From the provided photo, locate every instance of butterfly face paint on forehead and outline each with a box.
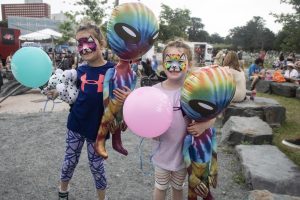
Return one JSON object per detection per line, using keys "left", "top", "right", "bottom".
{"left": 77, "top": 35, "right": 97, "bottom": 55}
{"left": 164, "top": 53, "right": 188, "bottom": 72}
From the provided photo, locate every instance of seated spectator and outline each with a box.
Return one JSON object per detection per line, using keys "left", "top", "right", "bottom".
{"left": 248, "top": 58, "right": 264, "bottom": 90}
{"left": 213, "top": 50, "right": 224, "bottom": 66}
{"left": 284, "top": 62, "right": 299, "bottom": 84}
{"left": 223, "top": 51, "right": 246, "bottom": 102}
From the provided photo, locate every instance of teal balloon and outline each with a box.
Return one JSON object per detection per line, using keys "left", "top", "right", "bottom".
{"left": 11, "top": 47, "right": 52, "bottom": 88}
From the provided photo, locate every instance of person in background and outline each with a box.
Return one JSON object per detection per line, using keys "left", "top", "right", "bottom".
{"left": 248, "top": 58, "right": 264, "bottom": 91}
{"left": 213, "top": 50, "right": 224, "bottom": 66}
{"left": 223, "top": 51, "right": 246, "bottom": 102}
{"left": 151, "top": 55, "right": 159, "bottom": 72}
{"left": 5, "top": 52, "right": 13, "bottom": 71}
{"left": 59, "top": 52, "right": 71, "bottom": 71}
{"left": 284, "top": 62, "right": 299, "bottom": 84}
{"left": 131, "top": 58, "right": 142, "bottom": 77}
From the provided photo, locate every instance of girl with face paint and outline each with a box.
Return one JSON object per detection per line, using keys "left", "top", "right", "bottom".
{"left": 151, "top": 40, "right": 216, "bottom": 200}
{"left": 45, "top": 23, "right": 131, "bottom": 200}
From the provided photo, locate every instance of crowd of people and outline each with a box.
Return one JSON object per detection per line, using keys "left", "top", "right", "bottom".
{"left": 211, "top": 49, "right": 300, "bottom": 101}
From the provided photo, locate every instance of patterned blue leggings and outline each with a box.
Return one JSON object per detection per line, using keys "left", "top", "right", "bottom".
{"left": 60, "top": 130, "right": 107, "bottom": 190}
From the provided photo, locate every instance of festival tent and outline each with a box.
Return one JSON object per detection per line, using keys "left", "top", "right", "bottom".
{"left": 19, "top": 28, "right": 62, "bottom": 41}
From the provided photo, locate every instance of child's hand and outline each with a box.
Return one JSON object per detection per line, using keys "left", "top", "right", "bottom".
{"left": 209, "top": 174, "right": 218, "bottom": 188}
{"left": 187, "top": 118, "right": 216, "bottom": 137}
{"left": 113, "top": 86, "right": 131, "bottom": 103}
{"left": 46, "top": 89, "right": 59, "bottom": 100}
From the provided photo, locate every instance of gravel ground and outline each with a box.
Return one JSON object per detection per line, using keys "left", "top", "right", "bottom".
{"left": 0, "top": 110, "right": 249, "bottom": 200}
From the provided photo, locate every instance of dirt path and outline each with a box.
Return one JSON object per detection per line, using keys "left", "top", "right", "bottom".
{"left": 0, "top": 110, "right": 249, "bottom": 200}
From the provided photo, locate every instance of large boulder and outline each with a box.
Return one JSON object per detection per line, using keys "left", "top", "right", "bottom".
{"left": 221, "top": 116, "right": 273, "bottom": 145}
{"left": 236, "top": 145, "right": 300, "bottom": 196}
{"left": 248, "top": 190, "right": 300, "bottom": 200}
{"left": 246, "top": 80, "right": 272, "bottom": 93}
{"left": 296, "top": 87, "right": 300, "bottom": 100}
{"left": 223, "top": 97, "right": 286, "bottom": 128}
{"left": 270, "top": 82, "right": 298, "bottom": 97}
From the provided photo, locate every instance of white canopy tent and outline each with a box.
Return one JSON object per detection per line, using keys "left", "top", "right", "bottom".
{"left": 19, "top": 28, "right": 62, "bottom": 41}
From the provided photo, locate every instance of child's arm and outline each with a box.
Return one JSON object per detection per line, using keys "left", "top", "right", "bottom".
{"left": 187, "top": 118, "right": 216, "bottom": 137}
{"left": 209, "top": 128, "right": 218, "bottom": 188}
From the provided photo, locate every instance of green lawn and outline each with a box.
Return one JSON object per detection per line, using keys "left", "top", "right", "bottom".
{"left": 257, "top": 92, "right": 300, "bottom": 166}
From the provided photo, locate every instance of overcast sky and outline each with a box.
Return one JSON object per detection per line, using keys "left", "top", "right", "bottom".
{"left": 0, "top": 0, "right": 295, "bottom": 37}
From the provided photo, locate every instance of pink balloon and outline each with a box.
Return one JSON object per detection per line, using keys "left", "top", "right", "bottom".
{"left": 123, "top": 87, "right": 173, "bottom": 138}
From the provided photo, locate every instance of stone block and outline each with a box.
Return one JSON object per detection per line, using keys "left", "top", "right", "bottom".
{"left": 236, "top": 145, "right": 300, "bottom": 196}
{"left": 246, "top": 80, "right": 272, "bottom": 93}
{"left": 223, "top": 97, "right": 286, "bottom": 127}
{"left": 221, "top": 116, "right": 272, "bottom": 145}
{"left": 270, "top": 82, "right": 298, "bottom": 97}
{"left": 296, "top": 87, "right": 300, "bottom": 100}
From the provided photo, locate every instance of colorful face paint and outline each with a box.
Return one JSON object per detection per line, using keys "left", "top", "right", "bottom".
{"left": 77, "top": 36, "right": 97, "bottom": 55}
{"left": 164, "top": 53, "right": 187, "bottom": 72}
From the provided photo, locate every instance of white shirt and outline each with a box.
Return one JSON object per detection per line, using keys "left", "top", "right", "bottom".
{"left": 230, "top": 68, "right": 247, "bottom": 102}
{"left": 284, "top": 69, "right": 298, "bottom": 79}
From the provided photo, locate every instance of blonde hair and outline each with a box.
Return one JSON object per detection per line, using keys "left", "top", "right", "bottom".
{"left": 223, "top": 51, "right": 241, "bottom": 71}
{"left": 76, "top": 23, "right": 106, "bottom": 47}
{"left": 162, "top": 39, "right": 192, "bottom": 64}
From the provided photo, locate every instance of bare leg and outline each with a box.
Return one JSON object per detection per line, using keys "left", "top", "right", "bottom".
{"left": 97, "top": 189, "right": 106, "bottom": 200}
{"left": 60, "top": 181, "right": 69, "bottom": 192}
{"left": 250, "top": 76, "right": 260, "bottom": 91}
{"left": 153, "top": 187, "right": 167, "bottom": 200}
{"left": 172, "top": 187, "right": 183, "bottom": 200}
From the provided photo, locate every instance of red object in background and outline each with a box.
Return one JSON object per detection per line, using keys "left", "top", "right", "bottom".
{"left": 250, "top": 90, "right": 256, "bottom": 101}
{"left": 0, "top": 27, "right": 20, "bottom": 64}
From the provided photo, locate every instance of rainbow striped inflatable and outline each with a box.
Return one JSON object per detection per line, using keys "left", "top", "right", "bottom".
{"left": 181, "top": 65, "right": 236, "bottom": 121}
{"left": 107, "top": 3, "right": 159, "bottom": 60}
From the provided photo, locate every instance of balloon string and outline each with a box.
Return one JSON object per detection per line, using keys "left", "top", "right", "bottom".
{"left": 43, "top": 98, "right": 55, "bottom": 112}
{"left": 138, "top": 136, "right": 161, "bottom": 176}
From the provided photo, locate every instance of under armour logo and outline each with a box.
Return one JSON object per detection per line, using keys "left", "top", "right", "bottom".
{"left": 80, "top": 73, "right": 104, "bottom": 92}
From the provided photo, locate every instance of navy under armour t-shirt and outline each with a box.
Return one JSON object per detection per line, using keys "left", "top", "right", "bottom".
{"left": 67, "top": 61, "right": 115, "bottom": 141}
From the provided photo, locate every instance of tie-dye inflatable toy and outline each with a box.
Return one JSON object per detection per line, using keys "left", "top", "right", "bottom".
{"left": 181, "top": 65, "right": 235, "bottom": 200}
{"left": 95, "top": 2, "right": 159, "bottom": 159}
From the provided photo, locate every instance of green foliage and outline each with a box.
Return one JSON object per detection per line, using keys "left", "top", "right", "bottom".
{"left": 58, "top": 0, "right": 110, "bottom": 44}
{"left": 272, "top": 0, "right": 300, "bottom": 52}
{"left": 187, "top": 17, "right": 210, "bottom": 42}
{"left": 232, "top": 172, "right": 246, "bottom": 185}
{"left": 229, "top": 16, "right": 276, "bottom": 51}
{"left": 240, "top": 141, "right": 251, "bottom": 145}
{"left": 159, "top": 4, "right": 191, "bottom": 42}
{"left": 75, "top": 0, "right": 108, "bottom": 26}
{"left": 0, "top": 20, "right": 8, "bottom": 28}
{"left": 57, "top": 12, "right": 77, "bottom": 44}
{"left": 209, "top": 33, "right": 224, "bottom": 44}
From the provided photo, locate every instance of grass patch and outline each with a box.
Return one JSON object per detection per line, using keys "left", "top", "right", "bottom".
{"left": 257, "top": 92, "right": 300, "bottom": 166}
{"left": 232, "top": 172, "right": 246, "bottom": 185}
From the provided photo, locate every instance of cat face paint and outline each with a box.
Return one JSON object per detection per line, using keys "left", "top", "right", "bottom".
{"left": 77, "top": 36, "right": 97, "bottom": 55}
{"left": 164, "top": 53, "right": 188, "bottom": 72}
